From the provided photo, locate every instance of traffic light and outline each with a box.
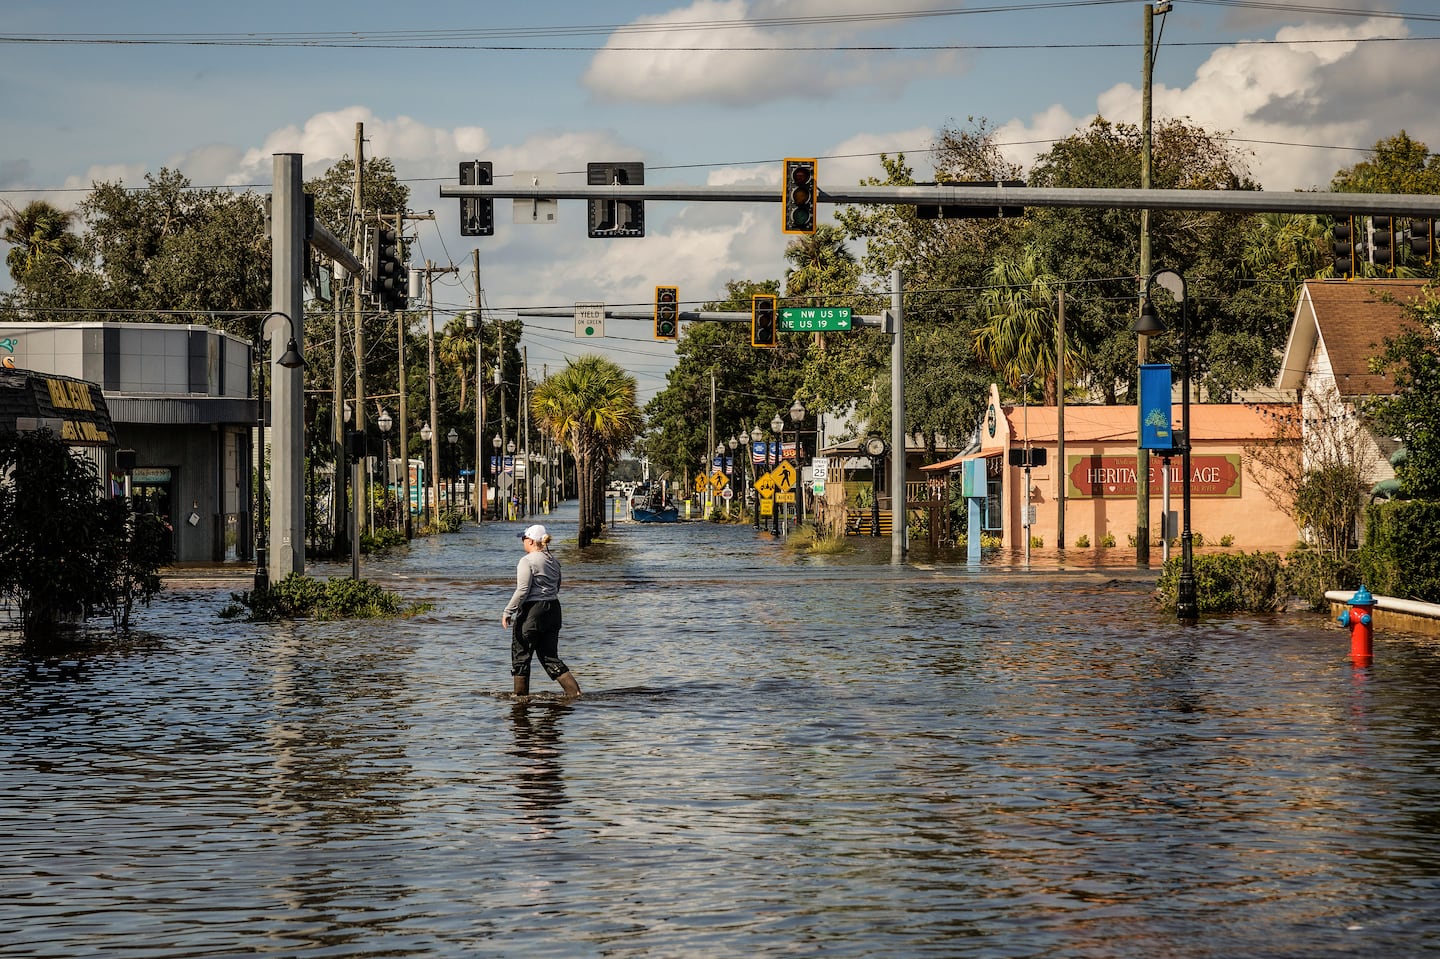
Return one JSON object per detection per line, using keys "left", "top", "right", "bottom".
{"left": 1007, "top": 447, "right": 1047, "bottom": 468}
{"left": 782, "top": 158, "right": 817, "bottom": 235}
{"left": 367, "top": 226, "right": 406, "bottom": 311}
{"left": 1331, "top": 216, "right": 1357, "bottom": 278}
{"left": 587, "top": 162, "right": 645, "bottom": 238}
{"left": 459, "top": 161, "right": 494, "bottom": 237}
{"left": 751, "top": 294, "right": 777, "bottom": 348}
{"left": 1371, "top": 215, "right": 1395, "bottom": 274}
{"left": 654, "top": 286, "right": 679, "bottom": 340}
{"left": 1409, "top": 217, "right": 1435, "bottom": 263}
{"left": 915, "top": 180, "right": 1026, "bottom": 219}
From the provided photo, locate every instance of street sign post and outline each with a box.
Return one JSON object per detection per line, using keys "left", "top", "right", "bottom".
{"left": 779, "top": 307, "right": 851, "bottom": 332}
{"left": 574, "top": 301, "right": 605, "bottom": 338}
{"left": 811, "top": 456, "right": 829, "bottom": 496}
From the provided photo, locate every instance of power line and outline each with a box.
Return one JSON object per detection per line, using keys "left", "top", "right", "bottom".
{"left": 2, "top": 33, "right": 1435, "bottom": 53}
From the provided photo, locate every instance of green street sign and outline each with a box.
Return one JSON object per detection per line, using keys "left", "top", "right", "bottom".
{"left": 779, "top": 307, "right": 852, "bottom": 331}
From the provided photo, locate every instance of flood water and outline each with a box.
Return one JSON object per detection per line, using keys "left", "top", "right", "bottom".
{"left": 5, "top": 505, "right": 1440, "bottom": 958}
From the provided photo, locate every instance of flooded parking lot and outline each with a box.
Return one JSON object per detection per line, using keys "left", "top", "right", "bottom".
{"left": 5, "top": 509, "right": 1440, "bottom": 957}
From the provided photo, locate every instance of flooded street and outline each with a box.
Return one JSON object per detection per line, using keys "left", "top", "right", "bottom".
{"left": 5, "top": 506, "right": 1440, "bottom": 957}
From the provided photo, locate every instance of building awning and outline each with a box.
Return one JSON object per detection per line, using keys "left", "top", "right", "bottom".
{"left": 0, "top": 367, "right": 116, "bottom": 447}
{"left": 921, "top": 446, "right": 988, "bottom": 472}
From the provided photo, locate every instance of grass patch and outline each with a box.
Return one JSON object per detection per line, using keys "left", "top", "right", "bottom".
{"left": 784, "top": 524, "right": 850, "bottom": 554}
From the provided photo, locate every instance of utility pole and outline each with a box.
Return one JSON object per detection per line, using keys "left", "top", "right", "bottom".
{"left": 395, "top": 213, "right": 412, "bottom": 540}
{"left": 394, "top": 210, "right": 434, "bottom": 538}
{"left": 472, "top": 248, "right": 484, "bottom": 522}
{"left": 1137, "top": 0, "right": 1168, "bottom": 566}
{"left": 351, "top": 123, "right": 368, "bottom": 541}
{"left": 522, "top": 346, "right": 531, "bottom": 518}
{"left": 890, "top": 268, "right": 906, "bottom": 563}
{"left": 1056, "top": 287, "right": 1067, "bottom": 555}
{"left": 269, "top": 153, "right": 307, "bottom": 582}
{"left": 332, "top": 256, "right": 347, "bottom": 554}
{"left": 424, "top": 260, "right": 459, "bottom": 527}
{"left": 498, "top": 312, "right": 507, "bottom": 521}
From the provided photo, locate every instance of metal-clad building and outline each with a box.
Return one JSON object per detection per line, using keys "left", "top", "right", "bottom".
{"left": 1, "top": 322, "right": 256, "bottom": 563}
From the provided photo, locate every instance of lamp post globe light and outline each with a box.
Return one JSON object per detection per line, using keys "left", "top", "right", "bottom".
{"left": 750, "top": 424, "right": 764, "bottom": 529}
{"left": 447, "top": 428, "right": 459, "bottom": 513}
{"left": 420, "top": 424, "right": 432, "bottom": 518}
{"left": 506, "top": 440, "right": 516, "bottom": 520}
{"left": 769, "top": 414, "right": 784, "bottom": 533}
{"left": 492, "top": 433, "right": 503, "bottom": 520}
{"left": 377, "top": 409, "right": 393, "bottom": 529}
{"left": 1135, "top": 268, "right": 1198, "bottom": 624}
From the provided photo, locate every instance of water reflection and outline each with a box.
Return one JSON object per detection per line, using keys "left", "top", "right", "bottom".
{"left": 506, "top": 699, "right": 569, "bottom": 827}
{"left": 4, "top": 510, "right": 1440, "bottom": 957}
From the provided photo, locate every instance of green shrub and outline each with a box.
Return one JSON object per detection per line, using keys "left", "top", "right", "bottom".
{"left": 1030, "top": 534, "right": 1044, "bottom": 549}
{"left": 1360, "top": 499, "right": 1440, "bottom": 603}
{"left": 1155, "top": 551, "right": 1284, "bottom": 615}
{"left": 1100, "top": 532, "right": 1116, "bottom": 548}
{"left": 1075, "top": 534, "right": 1090, "bottom": 548}
{"left": 361, "top": 527, "right": 407, "bottom": 554}
{"left": 1220, "top": 534, "right": 1235, "bottom": 547}
{"left": 1281, "top": 547, "right": 1361, "bottom": 612}
{"left": 222, "top": 572, "right": 430, "bottom": 622}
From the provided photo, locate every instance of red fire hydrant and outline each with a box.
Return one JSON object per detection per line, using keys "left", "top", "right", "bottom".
{"left": 1338, "top": 585, "right": 1376, "bottom": 666}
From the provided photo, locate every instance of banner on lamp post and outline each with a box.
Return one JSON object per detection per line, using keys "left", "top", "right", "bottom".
{"left": 1138, "top": 363, "right": 1174, "bottom": 450}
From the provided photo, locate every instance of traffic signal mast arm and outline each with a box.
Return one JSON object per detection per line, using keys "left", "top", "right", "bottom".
{"left": 441, "top": 181, "right": 1440, "bottom": 218}
{"left": 518, "top": 307, "right": 893, "bottom": 329}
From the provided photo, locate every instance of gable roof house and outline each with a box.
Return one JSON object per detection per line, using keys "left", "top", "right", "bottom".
{"left": 1277, "top": 278, "right": 1434, "bottom": 522}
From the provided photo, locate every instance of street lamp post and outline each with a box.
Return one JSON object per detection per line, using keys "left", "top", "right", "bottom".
{"left": 789, "top": 399, "right": 806, "bottom": 525}
{"left": 750, "top": 424, "right": 763, "bottom": 529}
{"left": 377, "top": 409, "right": 393, "bottom": 531}
{"left": 492, "top": 433, "right": 502, "bottom": 520}
{"left": 507, "top": 440, "right": 517, "bottom": 520}
{"left": 715, "top": 443, "right": 725, "bottom": 516}
{"left": 420, "top": 423, "right": 433, "bottom": 524}
{"left": 1136, "top": 268, "right": 1198, "bottom": 623}
{"left": 771, "top": 413, "right": 785, "bottom": 535}
{"left": 254, "top": 312, "right": 306, "bottom": 591}
{"left": 727, "top": 435, "right": 739, "bottom": 517}
{"left": 447, "top": 428, "right": 459, "bottom": 516}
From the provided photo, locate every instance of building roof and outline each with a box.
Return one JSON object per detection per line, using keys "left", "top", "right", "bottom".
{"left": 922, "top": 402, "right": 1290, "bottom": 471}
{"left": 1277, "top": 279, "right": 1433, "bottom": 396}
{"left": 1003, "top": 403, "right": 1287, "bottom": 443}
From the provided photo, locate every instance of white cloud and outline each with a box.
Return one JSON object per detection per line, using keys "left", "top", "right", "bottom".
{"left": 986, "top": 17, "right": 1440, "bottom": 192}
{"left": 582, "top": 0, "right": 962, "bottom": 106}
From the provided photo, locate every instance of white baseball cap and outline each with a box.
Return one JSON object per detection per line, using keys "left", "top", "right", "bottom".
{"left": 520, "top": 524, "right": 548, "bottom": 541}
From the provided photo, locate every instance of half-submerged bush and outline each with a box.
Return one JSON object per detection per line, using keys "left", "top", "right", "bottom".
{"left": 1281, "top": 546, "right": 1361, "bottom": 612}
{"left": 221, "top": 572, "right": 430, "bottom": 622}
{"left": 1154, "top": 551, "right": 1284, "bottom": 615}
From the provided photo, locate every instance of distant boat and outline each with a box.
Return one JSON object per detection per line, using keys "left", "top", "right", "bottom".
{"left": 631, "top": 503, "right": 680, "bottom": 523}
{"left": 629, "top": 482, "right": 681, "bottom": 523}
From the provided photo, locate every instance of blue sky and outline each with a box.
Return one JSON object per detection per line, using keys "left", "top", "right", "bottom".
{"left": 3, "top": 0, "right": 1436, "bottom": 401}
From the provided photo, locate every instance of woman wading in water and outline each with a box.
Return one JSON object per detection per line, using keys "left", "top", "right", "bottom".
{"left": 502, "top": 524, "right": 581, "bottom": 699}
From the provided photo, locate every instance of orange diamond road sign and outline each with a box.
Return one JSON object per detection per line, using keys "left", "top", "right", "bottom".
{"left": 775, "top": 461, "right": 797, "bottom": 489}
{"left": 710, "top": 471, "right": 728, "bottom": 491}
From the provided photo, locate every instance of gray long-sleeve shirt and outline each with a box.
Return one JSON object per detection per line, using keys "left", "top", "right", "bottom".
{"left": 504, "top": 549, "right": 561, "bottom": 620}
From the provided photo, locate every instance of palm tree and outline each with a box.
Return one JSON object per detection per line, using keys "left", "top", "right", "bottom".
{"left": 437, "top": 315, "right": 475, "bottom": 413}
{"left": 2, "top": 200, "right": 82, "bottom": 283}
{"left": 975, "top": 245, "right": 1078, "bottom": 403}
{"left": 532, "top": 355, "right": 643, "bottom": 546}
